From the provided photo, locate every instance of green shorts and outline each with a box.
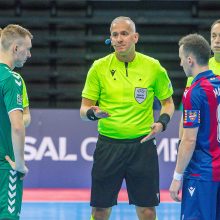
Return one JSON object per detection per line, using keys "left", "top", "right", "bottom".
{"left": 0, "top": 169, "right": 23, "bottom": 220}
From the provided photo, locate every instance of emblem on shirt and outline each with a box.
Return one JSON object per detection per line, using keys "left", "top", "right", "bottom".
{"left": 17, "top": 94, "right": 22, "bottom": 105}
{"left": 183, "top": 88, "right": 189, "bottom": 98}
{"left": 134, "top": 87, "right": 147, "bottom": 104}
{"left": 184, "top": 110, "right": 200, "bottom": 123}
{"left": 110, "top": 69, "right": 116, "bottom": 77}
{"left": 188, "top": 187, "right": 195, "bottom": 197}
{"left": 13, "top": 73, "right": 22, "bottom": 86}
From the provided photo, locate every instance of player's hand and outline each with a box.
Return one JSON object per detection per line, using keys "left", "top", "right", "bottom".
{"left": 140, "top": 122, "right": 163, "bottom": 143}
{"left": 5, "top": 155, "right": 28, "bottom": 180}
{"left": 169, "top": 179, "right": 182, "bottom": 202}
{"left": 90, "top": 106, "right": 110, "bottom": 118}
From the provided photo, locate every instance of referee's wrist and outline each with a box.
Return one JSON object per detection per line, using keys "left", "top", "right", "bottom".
{"left": 156, "top": 113, "right": 170, "bottom": 131}
{"left": 173, "top": 171, "right": 183, "bottom": 181}
{"left": 86, "top": 108, "right": 99, "bottom": 121}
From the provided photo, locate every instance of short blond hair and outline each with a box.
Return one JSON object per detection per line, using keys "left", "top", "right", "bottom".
{"left": 1, "top": 24, "right": 33, "bottom": 50}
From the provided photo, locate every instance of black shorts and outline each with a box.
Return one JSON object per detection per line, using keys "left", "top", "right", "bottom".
{"left": 90, "top": 134, "right": 160, "bottom": 208}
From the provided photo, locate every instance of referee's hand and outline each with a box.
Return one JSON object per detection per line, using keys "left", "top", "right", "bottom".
{"left": 140, "top": 122, "right": 163, "bottom": 143}
{"left": 90, "top": 106, "right": 110, "bottom": 118}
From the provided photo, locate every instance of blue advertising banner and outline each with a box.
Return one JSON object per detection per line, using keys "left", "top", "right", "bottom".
{"left": 24, "top": 109, "right": 182, "bottom": 189}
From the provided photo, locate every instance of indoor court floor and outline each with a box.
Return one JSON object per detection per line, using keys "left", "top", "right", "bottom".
{"left": 20, "top": 189, "right": 180, "bottom": 220}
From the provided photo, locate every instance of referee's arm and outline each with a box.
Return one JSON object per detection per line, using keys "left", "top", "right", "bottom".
{"left": 160, "top": 96, "right": 175, "bottom": 119}
{"left": 80, "top": 97, "right": 97, "bottom": 121}
{"left": 80, "top": 97, "right": 110, "bottom": 121}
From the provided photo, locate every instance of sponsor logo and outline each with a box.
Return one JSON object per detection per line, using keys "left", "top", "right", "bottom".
{"left": 183, "top": 89, "right": 189, "bottom": 98}
{"left": 13, "top": 73, "right": 22, "bottom": 86}
{"left": 156, "top": 193, "right": 160, "bottom": 201}
{"left": 8, "top": 170, "right": 17, "bottom": 214}
{"left": 134, "top": 87, "right": 147, "bottom": 104}
{"left": 188, "top": 187, "right": 195, "bottom": 196}
{"left": 17, "top": 94, "right": 22, "bottom": 105}
{"left": 110, "top": 70, "right": 116, "bottom": 77}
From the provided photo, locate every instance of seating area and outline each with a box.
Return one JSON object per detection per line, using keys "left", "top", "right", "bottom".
{"left": 0, "top": 0, "right": 219, "bottom": 108}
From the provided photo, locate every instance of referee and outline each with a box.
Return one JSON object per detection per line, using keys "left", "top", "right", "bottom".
{"left": 80, "top": 16, "right": 174, "bottom": 220}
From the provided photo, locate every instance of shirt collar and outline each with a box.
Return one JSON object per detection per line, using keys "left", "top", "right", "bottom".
{"left": 191, "top": 70, "right": 214, "bottom": 84}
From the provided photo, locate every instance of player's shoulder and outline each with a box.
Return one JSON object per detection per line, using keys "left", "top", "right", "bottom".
{"left": 12, "top": 71, "right": 23, "bottom": 79}
{"left": 188, "top": 81, "right": 204, "bottom": 100}
{"left": 0, "top": 64, "right": 13, "bottom": 81}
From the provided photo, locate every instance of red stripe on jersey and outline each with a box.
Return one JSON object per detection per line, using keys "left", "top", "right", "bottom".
{"left": 190, "top": 173, "right": 201, "bottom": 177}
{"left": 200, "top": 78, "right": 220, "bottom": 181}
{"left": 183, "top": 78, "right": 203, "bottom": 127}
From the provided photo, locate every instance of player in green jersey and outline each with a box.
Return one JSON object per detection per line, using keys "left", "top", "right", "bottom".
{"left": 0, "top": 24, "right": 32, "bottom": 220}
{"left": 80, "top": 16, "right": 174, "bottom": 220}
{"left": 0, "top": 28, "right": 31, "bottom": 128}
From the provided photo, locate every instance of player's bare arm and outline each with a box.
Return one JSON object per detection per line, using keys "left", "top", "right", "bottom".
{"left": 169, "top": 127, "right": 198, "bottom": 202}
{"left": 8, "top": 110, "right": 28, "bottom": 175}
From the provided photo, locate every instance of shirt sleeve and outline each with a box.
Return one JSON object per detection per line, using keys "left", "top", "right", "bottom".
{"left": 3, "top": 75, "right": 23, "bottom": 113}
{"left": 154, "top": 61, "right": 173, "bottom": 100}
{"left": 186, "top": 77, "right": 194, "bottom": 87}
{"left": 21, "top": 77, "right": 29, "bottom": 108}
{"left": 82, "top": 61, "right": 100, "bottom": 101}
{"left": 183, "top": 88, "right": 201, "bottom": 128}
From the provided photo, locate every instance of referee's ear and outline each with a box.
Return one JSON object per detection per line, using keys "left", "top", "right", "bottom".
{"left": 134, "top": 32, "right": 139, "bottom": 44}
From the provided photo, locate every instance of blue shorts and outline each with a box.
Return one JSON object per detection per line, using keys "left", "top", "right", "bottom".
{"left": 181, "top": 178, "right": 220, "bottom": 220}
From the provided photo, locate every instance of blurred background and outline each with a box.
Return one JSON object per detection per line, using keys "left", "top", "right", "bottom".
{"left": 1, "top": 0, "right": 219, "bottom": 109}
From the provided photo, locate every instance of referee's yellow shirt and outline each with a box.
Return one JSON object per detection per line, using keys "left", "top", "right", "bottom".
{"left": 82, "top": 52, "right": 173, "bottom": 139}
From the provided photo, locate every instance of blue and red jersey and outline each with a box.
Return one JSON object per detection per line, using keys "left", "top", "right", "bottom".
{"left": 182, "top": 70, "right": 220, "bottom": 182}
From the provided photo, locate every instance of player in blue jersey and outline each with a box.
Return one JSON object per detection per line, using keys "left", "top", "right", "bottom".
{"left": 169, "top": 33, "right": 220, "bottom": 220}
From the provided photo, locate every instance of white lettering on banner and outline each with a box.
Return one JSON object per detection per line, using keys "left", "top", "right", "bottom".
{"left": 25, "top": 136, "right": 179, "bottom": 162}
{"left": 157, "top": 138, "right": 179, "bottom": 162}
{"left": 35, "top": 137, "right": 59, "bottom": 160}
{"left": 59, "top": 137, "right": 77, "bottom": 161}
{"left": 25, "top": 136, "right": 37, "bottom": 160}
{"left": 25, "top": 136, "right": 77, "bottom": 161}
{"left": 81, "top": 137, "right": 98, "bottom": 161}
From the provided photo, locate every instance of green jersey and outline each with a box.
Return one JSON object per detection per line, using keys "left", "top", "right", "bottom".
{"left": 13, "top": 72, "right": 29, "bottom": 108}
{"left": 82, "top": 52, "right": 173, "bottom": 139}
{"left": 186, "top": 57, "right": 220, "bottom": 87}
{"left": 0, "top": 64, "right": 23, "bottom": 169}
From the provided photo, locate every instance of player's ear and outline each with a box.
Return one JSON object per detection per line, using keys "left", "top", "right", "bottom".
{"left": 188, "top": 56, "right": 193, "bottom": 65}
{"left": 12, "top": 44, "right": 18, "bottom": 54}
